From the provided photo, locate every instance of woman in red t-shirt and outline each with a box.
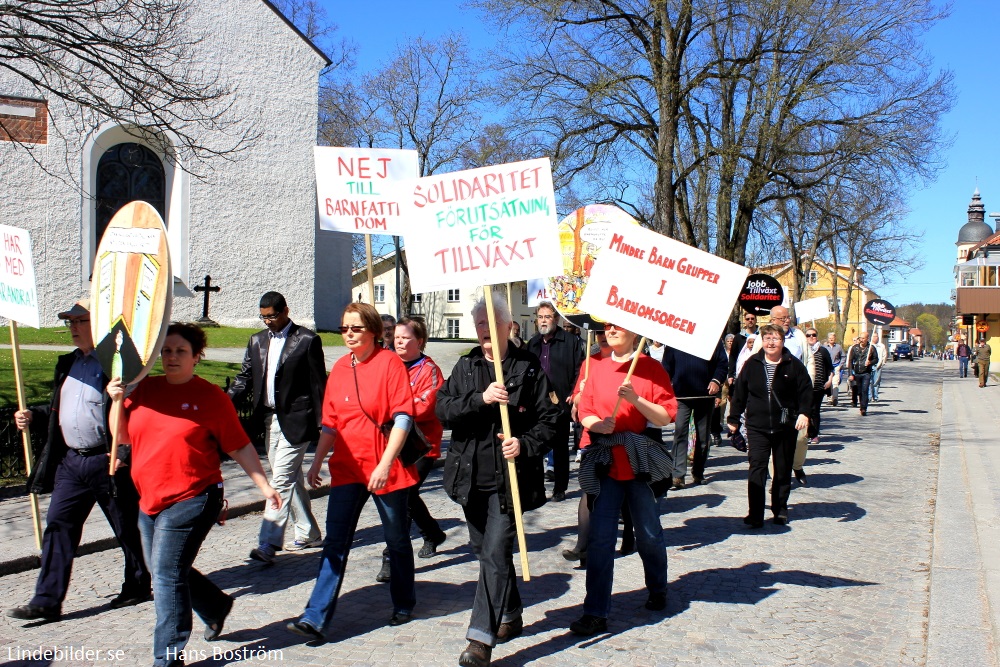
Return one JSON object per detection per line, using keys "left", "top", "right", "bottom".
{"left": 110, "top": 323, "right": 279, "bottom": 665}
{"left": 569, "top": 323, "right": 677, "bottom": 637}
{"left": 287, "top": 303, "right": 417, "bottom": 641}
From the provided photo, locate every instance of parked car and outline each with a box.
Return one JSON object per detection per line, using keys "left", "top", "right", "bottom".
{"left": 893, "top": 343, "right": 913, "bottom": 361}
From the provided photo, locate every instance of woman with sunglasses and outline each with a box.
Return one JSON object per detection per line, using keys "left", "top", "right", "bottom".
{"left": 727, "top": 324, "right": 812, "bottom": 528}
{"left": 570, "top": 323, "right": 677, "bottom": 636}
{"left": 287, "top": 303, "right": 418, "bottom": 641}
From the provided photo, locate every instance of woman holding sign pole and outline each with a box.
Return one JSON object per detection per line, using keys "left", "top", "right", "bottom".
{"left": 570, "top": 323, "right": 677, "bottom": 636}
{"left": 108, "top": 323, "right": 281, "bottom": 666}
{"left": 436, "top": 293, "right": 559, "bottom": 667}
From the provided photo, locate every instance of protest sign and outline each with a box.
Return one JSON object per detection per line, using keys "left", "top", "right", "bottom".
{"left": 0, "top": 225, "right": 39, "bottom": 328}
{"left": 400, "top": 158, "right": 561, "bottom": 293}
{"left": 794, "top": 296, "right": 831, "bottom": 323}
{"left": 527, "top": 204, "right": 639, "bottom": 316}
{"left": 864, "top": 298, "right": 896, "bottom": 326}
{"left": 578, "top": 222, "right": 749, "bottom": 360}
{"left": 315, "top": 147, "right": 419, "bottom": 235}
{"left": 92, "top": 201, "right": 172, "bottom": 386}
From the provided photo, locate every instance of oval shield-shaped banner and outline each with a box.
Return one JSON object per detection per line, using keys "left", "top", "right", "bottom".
{"left": 90, "top": 201, "right": 172, "bottom": 384}
{"left": 863, "top": 298, "right": 895, "bottom": 326}
{"left": 739, "top": 274, "right": 784, "bottom": 315}
{"left": 535, "top": 204, "right": 639, "bottom": 325}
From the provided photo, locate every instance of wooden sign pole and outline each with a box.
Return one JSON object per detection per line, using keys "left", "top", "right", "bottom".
{"left": 108, "top": 398, "right": 124, "bottom": 475}
{"left": 611, "top": 336, "right": 647, "bottom": 417}
{"left": 10, "top": 321, "right": 43, "bottom": 550}
{"left": 585, "top": 329, "right": 594, "bottom": 381}
{"left": 365, "top": 235, "right": 376, "bottom": 305}
{"left": 483, "top": 285, "right": 530, "bottom": 581}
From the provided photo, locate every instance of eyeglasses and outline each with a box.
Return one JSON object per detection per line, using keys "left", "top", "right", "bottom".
{"left": 763, "top": 336, "right": 783, "bottom": 343}
{"left": 339, "top": 325, "right": 366, "bottom": 334}
{"left": 771, "top": 316, "right": 790, "bottom": 322}
{"left": 744, "top": 316, "right": 756, "bottom": 321}
{"left": 63, "top": 318, "right": 90, "bottom": 327}
{"left": 603, "top": 324, "right": 624, "bottom": 332}
{"left": 537, "top": 314, "right": 555, "bottom": 320}
{"left": 259, "top": 313, "right": 282, "bottom": 322}
{"left": 806, "top": 333, "right": 818, "bottom": 338}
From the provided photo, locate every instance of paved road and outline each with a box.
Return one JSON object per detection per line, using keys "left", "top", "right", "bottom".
{"left": 0, "top": 359, "right": 995, "bottom": 666}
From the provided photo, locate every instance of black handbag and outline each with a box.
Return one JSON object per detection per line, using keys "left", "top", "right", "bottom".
{"left": 352, "top": 355, "right": 429, "bottom": 467}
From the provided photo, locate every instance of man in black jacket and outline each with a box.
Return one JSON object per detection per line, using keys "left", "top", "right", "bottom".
{"left": 7, "top": 299, "right": 149, "bottom": 622}
{"left": 437, "top": 294, "right": 559, "bottom": 667}
{"left": 526, "top": 301, "right": 585, "bottom": 502}
{"left": 228, "top": 292, "right": 327, "bottom": 564}
{"left": 662, "top": 339, "right": 728, "bottom": 487}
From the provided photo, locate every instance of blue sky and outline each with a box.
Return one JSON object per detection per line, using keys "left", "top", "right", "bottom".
{"left": 325, "top": 0, "right": 994, "bottom": 308}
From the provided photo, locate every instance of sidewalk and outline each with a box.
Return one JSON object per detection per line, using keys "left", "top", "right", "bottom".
{"left": 928, "top": 369, "right": 1000, "bottom": 666}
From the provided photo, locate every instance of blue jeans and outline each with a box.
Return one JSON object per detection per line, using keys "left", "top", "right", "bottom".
{"left": 870, "top": 368, "right": 882, "bottom": 401}
{"left": 584, "top": 476, "right": 668, "bottom": 619}
{"left": 959, "top": 357, "right": 970, "bottom": 377}
{"left": 138, "top": 484, "right": 228, "bottom": 667}
{"left": 300, "top": 483, "right": 415, "bottom": 632}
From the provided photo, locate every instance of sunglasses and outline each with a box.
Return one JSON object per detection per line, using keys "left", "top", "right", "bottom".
{"left": 603, "top": 324, "right": 624, "bottom": 332}
{"left": 259, "top": 313, "right": 282, "bottom": 322}
{"left": 339, "top": 325, "right": 367, "bottom": 334}
{"left": 63, "top": 318, "right": 90, "bottom": 327}
{"left": 806, "top": 333, "right": 818, "bottom": 338}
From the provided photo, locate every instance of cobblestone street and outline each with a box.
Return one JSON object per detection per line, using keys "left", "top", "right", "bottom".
{"left": 0, "top": 360, "right": 986, "bottom": 666}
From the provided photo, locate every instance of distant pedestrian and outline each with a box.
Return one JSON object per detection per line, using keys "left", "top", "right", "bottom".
{"left": 870, "top": 333, "right": 887, "bottom": 402}
{"left": 381, "top": 314, "right": 397, "bottom": 349}
{"left": 729, "top": 324, "right": 811, "bottom": 528}
{"left": 846, "top": 333, "right": 877, "bottom": 415}
{"left": 957, "top": 339, "right": 972, "bottom": 378}
{"left": 975, "top": 338, "right": 992, "bottom": 388}
{"left": 824, "top": 332, "right": 844, "bottom": 406}
{"left": 805, "top": 328, "right": 833, "bottom": 445}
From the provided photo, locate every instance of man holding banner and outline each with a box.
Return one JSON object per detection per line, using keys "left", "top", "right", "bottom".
{"left": 7, "top": 299, "right": 150, "bottom": 622}
{"left": 436, "top": 294, "right": 559, "bottom": 667}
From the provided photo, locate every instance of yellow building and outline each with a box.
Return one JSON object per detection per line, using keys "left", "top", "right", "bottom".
{"left": 954, "top": 188, "right": 999, "bottom": 371}
{"left": 754, "top": 259, "right": 880, "bottom": 341}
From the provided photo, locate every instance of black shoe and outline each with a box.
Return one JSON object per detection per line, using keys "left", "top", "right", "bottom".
{"left": 389, "top": 611, "right": 413, "bottom": 626}
{"left": 742, "top": 516, "right": 763, "bottom": 529}
{"left": 544, "top": 470, "right": 555, "bottom": 482}
{"left": 645, "top": 592, "right": 667, "bottom": 611}
{"left": 286, "top": 620, "right": 324, "bottom": 641}
{"left": 860, "top": 409, "right": 867, "bottom": 416}
{"left": 670, "top": 477, "right": 685, "bottom": 490}
{"left": 7, "top": 604, "right": 61, "bottom": 621}
{"left": 691, "top": 475, "right": 706, "bottom": 485}
{"left": 496, "top": 615, "right": 523, "bottom": 643}
{"left": 376, "top": 556, "right": 391, "bottom": 583}
{"left": 570, "top": 614, "right": 608, "bottom": 636}
{"left": 458, "top": 640, "right": 492, "bottom": 667}
{"left": 418, "top": 533, "right": 446, "bottom": 558}
{"left": 551, "top": 490, "right": 566, "bottom": 502}
{"left": 110, "top": 589, "right": 152, "bottom": 609}
{"left": 773, "top": 513, "right": 788, "bottom": 525}
{"left": 204, "top": 594, "right": 233, "bottom": 641}
{"left": 793, "top": 469, "right": 807, "bottom": 486}
{"left": 618, "top": 538, "right": 635, "bottom": 556}
{"left": 562, "top": 548, "right": 587, "bottom": 562}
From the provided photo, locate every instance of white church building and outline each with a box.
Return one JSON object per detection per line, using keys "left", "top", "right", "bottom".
{"left": 0, "top": 0, "right": 351, "bottom": 329}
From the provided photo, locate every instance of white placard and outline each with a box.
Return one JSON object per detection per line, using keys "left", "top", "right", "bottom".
{"left": 0, "top": 225, "right": 39, "bottom": 328}
{"left": 577, "top": 222, "right": 749, "bottom": 359}
{"left": 315, "top": 147, "right": 419, "bottom": 235}
{"left": 399, "top": 158, "right": 562, "bottom": 293}
{"left": 794, "top": 296, "right": 830, "bottom": 323}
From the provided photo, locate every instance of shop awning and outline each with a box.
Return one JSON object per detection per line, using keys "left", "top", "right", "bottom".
{"left": 956, "top": 287, "right": 1000, "bottom": 314}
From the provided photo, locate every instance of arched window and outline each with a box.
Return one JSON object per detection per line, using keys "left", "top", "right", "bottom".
{"left": 95, "top": 142, "right": 166, "bottom": 247}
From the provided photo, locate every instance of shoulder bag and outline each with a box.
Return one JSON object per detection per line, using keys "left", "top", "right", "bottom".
{"left": 352, "top": 355, "right": 429, "bottom": 467}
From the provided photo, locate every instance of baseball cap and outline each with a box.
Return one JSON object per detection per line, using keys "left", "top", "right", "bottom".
{"left": 58, "top": 298, "right": 90, "bottom": 320}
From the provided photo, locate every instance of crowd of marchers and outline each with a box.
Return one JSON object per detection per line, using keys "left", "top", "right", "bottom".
{"left": 8, "top": 292, "right": 901, "bottom": 667}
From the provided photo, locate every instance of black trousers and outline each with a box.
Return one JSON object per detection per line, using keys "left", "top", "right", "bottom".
{"left": 550, "top": 412, "right": 571, "bottom": 495}
{"left": 746, "top": 427, "right": 796, "bottom": 522}
{"left": 381, "top": 456, "right": 445, "bottom": 558}
{"left": 672, "top": 398, "right": 712, "bottom": 479}
{"left": 807, "top": 389, "right": 825, "bottom": 439}
{"left": 31, "top": 450, "right": 149, "bottom": 608}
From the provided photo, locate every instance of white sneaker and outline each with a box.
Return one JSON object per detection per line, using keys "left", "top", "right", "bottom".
{"left": 249, "top": 543, "right": 276, "bottom": 564}
{"left": 286, "top": 538, "right": 324, "bottom": 551}
{"left": 574, "top": 450, "right": 582, "bottom": 463}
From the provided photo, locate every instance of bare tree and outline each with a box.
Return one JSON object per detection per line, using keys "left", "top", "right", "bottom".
{"left": 0, "top": 0, "right": 264, "bottom": 172}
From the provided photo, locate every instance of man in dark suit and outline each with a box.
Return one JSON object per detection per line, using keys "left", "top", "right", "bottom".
{"left": 7, "top": 299, "right": 149, "bottom": 622}
{"left": 527, "top": 301, "right": 585, "bottom": 502}
{"left": 228, "top": 292, "right": 327, "bottom": 564}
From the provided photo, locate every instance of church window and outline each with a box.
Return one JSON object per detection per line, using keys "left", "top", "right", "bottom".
{"left": 374, "top": 284, "right": 385, "bottom": 303}
{"left": 95, "top": 143, "right": 166, "bottom": 248}
{"left": 447, "top": 318, "right": 460, "bottom": 338}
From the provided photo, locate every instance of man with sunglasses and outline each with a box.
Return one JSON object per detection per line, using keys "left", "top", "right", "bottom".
{"left": 7, "top": 299, "right": 150, "bottom": 622}
{"left": 228, "top": 291, "right": 326, "bottom": 564}
{"left": 804, "top": 328, "right": 833, "bottom": 444}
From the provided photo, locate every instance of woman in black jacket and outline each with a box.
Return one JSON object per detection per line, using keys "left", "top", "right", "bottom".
{"left": 728, "top": 324, "right": 812, "bottom": 528}
{"left": 436, "top": 293, "right": 559, "bottom": 667}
